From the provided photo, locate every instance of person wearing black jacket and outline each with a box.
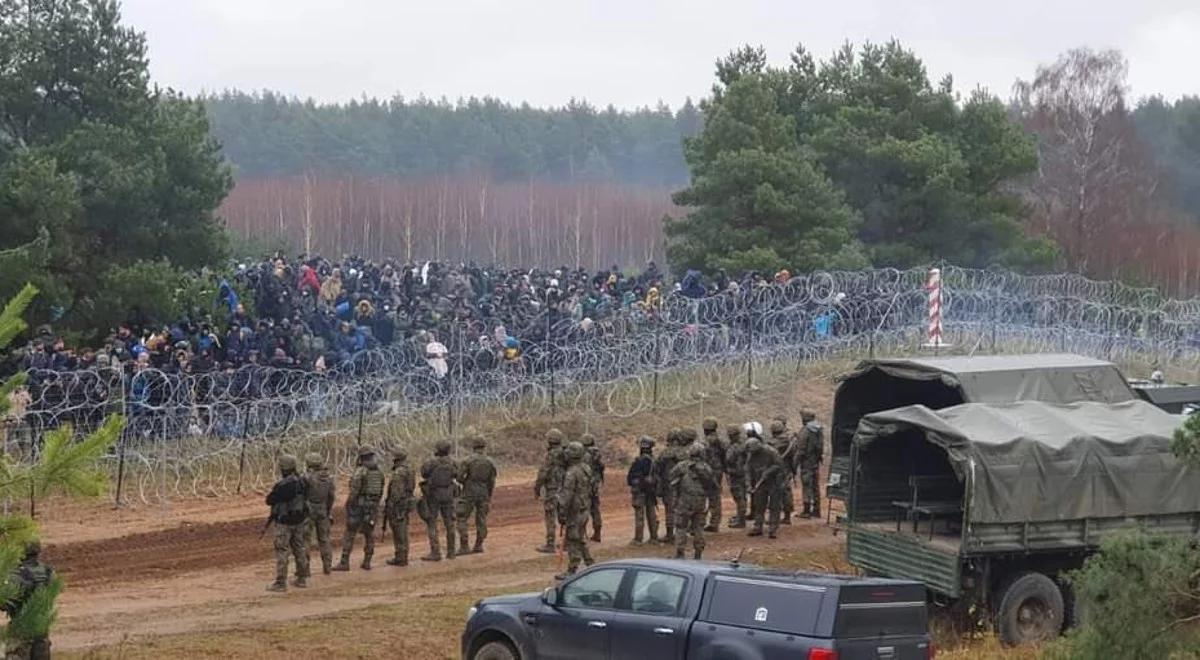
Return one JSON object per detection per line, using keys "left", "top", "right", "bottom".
{"left": 265, "top": 455, "right": 310, "bottom": 592}
{"left": 626, "top": 436, "right": 659, "bottom": 545}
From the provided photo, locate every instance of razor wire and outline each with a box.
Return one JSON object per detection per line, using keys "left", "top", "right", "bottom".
{"left": 6, "top": 265, "right": 1200, "bottom": 504}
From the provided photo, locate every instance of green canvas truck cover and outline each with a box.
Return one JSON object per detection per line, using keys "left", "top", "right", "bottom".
{"left": 853, "top": 400, "right": 1197, "bottom": 525}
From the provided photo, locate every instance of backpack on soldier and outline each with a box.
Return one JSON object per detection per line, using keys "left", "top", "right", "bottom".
{"left": 430, "top": 457, "right": 455, "bottom": 488}
{"left": 360, "top": 467, "right": 384, "bottom": 502}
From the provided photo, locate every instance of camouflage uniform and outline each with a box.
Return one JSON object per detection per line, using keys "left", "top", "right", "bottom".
{"left": 701, "top": 418, "right": 726, "bottom": 532}
{"left": 581, "top": 433, "right": 605, "bottom": 542}
{"left": 334, "top": 447, "right": 385, "bottom": 571}
{"left": 724, "top": 425, "right": 748, "bottom": 528}
{"left": 420, "top": 440, "right": 458, "bottom": 561}
{"left": 626, "top": 436, "right": 659, "bottom": 544}
{"left": 745, "top": 438, "right": 785, "bottom": 539}
{"left": 385, "top": 449, "right": 415, "bottom": 566}
{"left": 799, "top": 411, "right": 825, "bottom": 518}
{"left": 534, "top": 429, "right": 567, "bottom": 553}
{"left": 769, "top": 418, "right": 798, "bottom": 524}
{"left": 556, "top": 442, "right": 595, "bottom": 579}
{"left": 266, "top": 455, "right": 310, "bottom": 590}
{"left": 302, "top": 452, "right": 336, "bottom": 574}
{"left": 653, "top": 429, "right": 687, "bottom": 543}
{"left": 4, "top": 542, "right": 53, "bottom": 659}
{"left": 457, "top": 435, "right": 497, "bottom": 554}
{"left": 671, "top": 444, "right": 717, "bottom": 559}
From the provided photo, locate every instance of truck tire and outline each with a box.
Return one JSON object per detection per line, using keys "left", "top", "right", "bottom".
{"left": 473, "top": 640, "right": 519, "bottom": 660}
{"left": 1061, "top": 581, "right": 1086, "bottom": 631}
{"left": 995, "top": 572, "right": 1064, "bottom": 646}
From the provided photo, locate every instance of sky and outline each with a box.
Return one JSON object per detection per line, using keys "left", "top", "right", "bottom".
{"left": 120, "top": 0, "right": 1200, "bottom": 109}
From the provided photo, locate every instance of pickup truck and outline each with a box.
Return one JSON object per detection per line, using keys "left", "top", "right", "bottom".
{"left": 461, "top": 558, "right": 933, "bottom": 660}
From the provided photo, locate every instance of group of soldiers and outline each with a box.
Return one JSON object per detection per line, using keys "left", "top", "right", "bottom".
{"left": 532, "top": 430, "right": 606, "bottom": 580}
{"left": 626, "top": 412, "right": 824, "bottom": 558}
{"left": 265, "top": 436, "right": 497, "bottom": 592}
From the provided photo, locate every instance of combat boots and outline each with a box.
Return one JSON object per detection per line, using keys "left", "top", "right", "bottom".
{"left": 703, "top": 524, "right": 718, "bottom": 533}
{"left": 331, "top": 555, "right": 351, "bottom": 572}
{"left": 291, "top": 577, "right": 308, "bottom": 588}
{"left": 674, "top": 549, "right": 685, "bottom": 559}
{"left": 361, "top": 555, "right": 372, "bottom": 570}
{"left": 266, "top": 581, "right": 286, "bottom": 593}
{"left": 747, "top": 527, "right": 764, "bottom": 537}
{"left": 386, "top": 557, "right": 408, "bottom": 567}
{"left": 471, "top": 542, "right": 484, "bottom": 555}
{"left": 590, "top": 527, "right": 601, "bottom": 543}
{"left": 535, "top": 543, "right": 556, "bottom": 554}
{"left": 322, "top": 560, "right": 333, "bottom": 575}
{"left": 781, "top": 513, "right": 792, "bottom": 526}
{"left": 801, "top": 504, "right": 814, "bottom": 519}
{"left": 693, "top": 549, "right": 702, "bottom": 560}
{"left": 420, "top": 552, "right": 442, "bottom": 562}
{"left": 728, "top": 516, "right": 747, "bottom": 529}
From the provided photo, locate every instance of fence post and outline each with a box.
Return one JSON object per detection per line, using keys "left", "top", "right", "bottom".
{"left": 115, "top": 438, "right": 127, "bottom": 506}
{"left": 652, "top": 314, "right": 661, "bottom": 410}
{"left": 746, "top": 298, "right": 754, "bottom": 390}
{"left": 236, "top": 403, "right": 248, "bottom": 495}
{"left": 547, "top": 311, "right": 557, "bottom": 418}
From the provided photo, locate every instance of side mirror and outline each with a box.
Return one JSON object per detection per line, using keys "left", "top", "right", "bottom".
{"left": 541, "top": 587, "right": 559, "bottom": 607}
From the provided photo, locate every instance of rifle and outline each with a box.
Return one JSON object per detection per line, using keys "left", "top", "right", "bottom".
{"left": 380, "top": 503, "right": 390, "bottom": 540}
{"left": 258, "top": 512, "right": 274, "bottom": 539}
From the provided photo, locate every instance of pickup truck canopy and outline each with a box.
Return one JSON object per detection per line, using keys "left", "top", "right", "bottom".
{"left": 854, "top": 400, "right": 1196, "bottom": 525}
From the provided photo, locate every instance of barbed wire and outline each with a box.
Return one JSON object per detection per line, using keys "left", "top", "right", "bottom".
{"left": 5, "top": 265, "right": 1199, "bottom": 504}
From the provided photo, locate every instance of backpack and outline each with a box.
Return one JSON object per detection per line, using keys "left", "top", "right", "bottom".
{"left": 430, "top": 457, "right": 455, "bottom": 488}
{"left": 468, "top": 456, "right": 494, "bottom": 483}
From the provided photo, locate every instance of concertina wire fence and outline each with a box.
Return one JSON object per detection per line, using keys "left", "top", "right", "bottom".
{"left": 6, "top": 265, "right": 1200, "bottom": 506}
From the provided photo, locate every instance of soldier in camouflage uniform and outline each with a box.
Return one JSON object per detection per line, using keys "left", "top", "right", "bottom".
{"left": 724, "top": 425, "right": 748, "bottom": 528}
{"left": 700, "top": 418, "right": 726, "bottom": 532}
{"left": 555, "top": 441, "right": 595, "bottom": 579}
{"left": 4, "top": 541, "right": 53, "bottom": 659}
{"left": 302, "top": 453, "right": 335, "bottom": 575}
{"left": 626, "top": 436, "right": 659, "bottom": 545}
{"left": 333, "top": 446, "right": 385, "bottom": 571}
{"left": 654, "top": 429, "right": 686, "bottom": 543}
{"left": 534, "top": 429, "right": 566, "bottom": 553}
{"left": 581, "top": 433, "right": 605, "bottom": 542}
{"left": 420, "top": 439, "right": 458, "bottom": 561}
{"left": 745, "top": 435, "right": 786, "bottom": 539}
{"left": 671, "top": 443, "right": 717, "bottom": 559}
{"left": 457, "top": 434, "right": 497, "bottom": 554}
{"left": 385, "top": 448, "right": 415, "bottom": 566}
{"left": 266, "top": 455, "right": 310, "bottom": 591}
{"left": 799, "top": 411, "right": 824, "bottom": 519}
{"left": 769, "top": 418, "right": 798, "bottom": 525}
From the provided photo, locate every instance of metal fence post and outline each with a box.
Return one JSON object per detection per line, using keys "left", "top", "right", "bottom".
{"left": 652, "top": 315, "right": 661, "bottom": 410}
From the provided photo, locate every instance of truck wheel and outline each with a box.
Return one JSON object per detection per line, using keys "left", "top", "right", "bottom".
{"left": 473, "top": 640, "right": 519, "bottom": 660}
{"left": 995, "top": 572, "right": 1064, "bottom": 646}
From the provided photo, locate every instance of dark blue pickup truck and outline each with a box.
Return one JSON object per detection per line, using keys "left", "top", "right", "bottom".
{"left": 461, "top": 559, "right": 933, "bottom": 660}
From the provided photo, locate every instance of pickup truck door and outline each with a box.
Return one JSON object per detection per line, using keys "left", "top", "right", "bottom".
{"left": 609, "top": 569, "right": 690, "bottom": 660}
{"left": 535, "top": 567, "right": 625, "bottom": 660}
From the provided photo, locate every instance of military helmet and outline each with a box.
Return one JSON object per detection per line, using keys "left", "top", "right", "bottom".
{"left": 580, "top": 433, "right": 596, "bottom": 447}
{"left": 278, "top": 454, "right": 298, "bottom": 473}
{"left": 546, "top": 428, "right": 565, "bottom": 446}
{"left": 565, "top": 441, "right": 585, "bottom": 461}
{"left": 725, "top": 425, "right": 742, "bottom": 440}
{"left": 667, "top": 428, "right": 682, "bottom": 445}
{"left": 393, "top": 447, "right": 408, "bottom": 462}
{"left": 471, "top": 435, "right": 487, "bottom": 450}
{"left": 770, "top": 419, "right": 786, "bottom": 435}
{"left": 304, "top": 452, "right": 324, "bottom": 468}
{"left": 681, "top": 428, "right": 698, "bottom": 442}
{"left": 801, "top": 410, "right": 816, "bottom": 423}
{"left": 638, "top": 436, "right": 656, "bottom": 450}
{"left": 24, "top": 540, "right": 41, "bottom": 558}
{"left": 358, "top": 446, "right": 376, "bottom": 458}
{"left": 745, "top": 437, "right": 763, "bottom": 452}
{"left": 687, "top": 443, "right": 706, "bottom": 459}
{"left": 702, "top": 417, "right": 718, "bottom": 432}
{"left": 434, "top": 439, "right": 452, "bottom": 455}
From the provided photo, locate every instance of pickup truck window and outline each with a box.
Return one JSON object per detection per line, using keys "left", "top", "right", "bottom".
{"left": 562, "top": 568, "right": 625, "bottom": 609}
{"left": 703, "top": 575, "right": 826, "bottom": 636}
{"left": 628, "top": 570, "right": 687, "bottom": 615}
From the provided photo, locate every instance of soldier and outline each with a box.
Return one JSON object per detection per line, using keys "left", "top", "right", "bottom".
{"left": 420, "top": 439, "right": 458, "bottom": 561}
{"left": 799, "top": 411, "right": 825, "bottom": 519}
{"left": 724, "top": 424, "right": 748, "bottom": 528}
{"left": 670, "top": 443, "right": 717, "bottom": 560}
{"left": 745, "top": 436, "right": 786, "bottom": 539}
{"left": 626, "top": 436, "right": 659, "bottom": 545}
{"left": 384, "top": 448, "right": 415, "bottom": 566}
{"left": 333, "top": 446, "right": 385, "bottom": 571}
{"left": 457, "top": 434, "right": 497, "bottom": 554}
{"left": 581, "top": 433, "right": 604, "bottom": 542}
{"left": 769, "top": 418, "right": 798, "bottom": 525}
{"left": 302, "top": 452, "right": 336, "bottom": 575}
{"left": 654, "top": 429, "right": 686, "bottom": 543}
{"left": 533, "top": 428, "right": 567, "bottom": 553}
{"left": 700, "top": 418, "right": 726, "bottom": 532}
{"left": 266, "top": 454, "right": 310, "bottom": 591}
{"left": 556, "top": 441, "right": 595, "bottom": 579}
{"left": 4, "top": 541, "right": 53, "bottom": 659}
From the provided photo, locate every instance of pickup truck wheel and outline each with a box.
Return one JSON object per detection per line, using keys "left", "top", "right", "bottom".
{"left": 473, "top": 640, "right": 519, "bottom": 660}
{"left": 995, "top": 572, "right": 1064, "bottom": 646}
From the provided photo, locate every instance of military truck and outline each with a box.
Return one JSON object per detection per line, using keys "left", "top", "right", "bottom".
{"left": 827, "top": 354, "right": 1136, "bottom": 505}
{"left": 843, "top": 399, "right": 1198, "bottom": 646}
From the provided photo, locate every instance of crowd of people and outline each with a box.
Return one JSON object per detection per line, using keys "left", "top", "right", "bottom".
{"left": 13, "top": 254, "right": 809, "bottom": 381}
{"left": 266, "top": 411, "right": 824, "bottom": 590}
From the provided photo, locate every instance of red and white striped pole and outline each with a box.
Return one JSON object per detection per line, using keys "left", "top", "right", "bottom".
{"left": 926, "top": 268, "right": 943, "bottom": 348}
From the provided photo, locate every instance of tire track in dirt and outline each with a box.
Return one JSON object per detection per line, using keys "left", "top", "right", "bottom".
{"left": 47, "top": 478, "right": 630, "bottom": 590}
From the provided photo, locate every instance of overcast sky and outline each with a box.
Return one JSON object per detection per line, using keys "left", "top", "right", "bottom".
{"left": 120, "top": 0, "right": 1199, "bottom": 109}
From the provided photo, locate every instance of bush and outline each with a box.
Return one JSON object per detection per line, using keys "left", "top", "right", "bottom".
{"left": 1046, "top": 534, "right": 1200, "bottom": 660}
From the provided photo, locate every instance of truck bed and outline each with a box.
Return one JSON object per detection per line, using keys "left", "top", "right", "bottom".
{"left": 847, "top": 524, "right": 961, "bottom": 597}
